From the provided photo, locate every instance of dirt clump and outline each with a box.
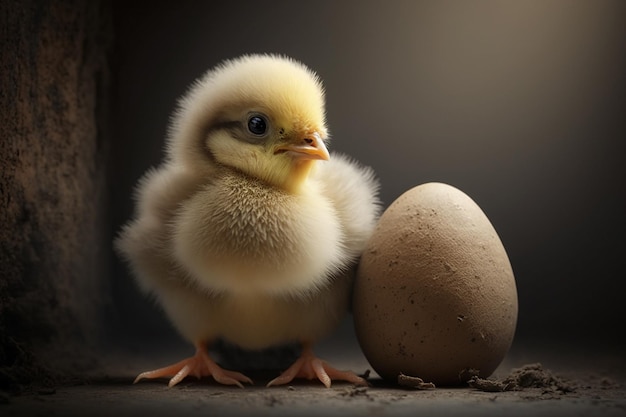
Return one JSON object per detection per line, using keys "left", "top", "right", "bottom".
{"left": 468, "top": 363, "right": 575, "bottom": 394}
{"left": 397, "top": 373, "right": 436, "bottom": 390}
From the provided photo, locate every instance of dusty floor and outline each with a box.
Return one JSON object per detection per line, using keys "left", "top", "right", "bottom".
{"left": 2, "top": 331, "right": 625, "bottom": 417}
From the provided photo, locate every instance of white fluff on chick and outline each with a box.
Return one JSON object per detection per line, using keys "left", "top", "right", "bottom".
{"left": 116, "top": 54, "right": 380, "bottom": 388}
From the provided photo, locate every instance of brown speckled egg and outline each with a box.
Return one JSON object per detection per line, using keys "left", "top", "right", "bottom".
{"left": 353, "top": 182, "right": 518, "bottom": 386}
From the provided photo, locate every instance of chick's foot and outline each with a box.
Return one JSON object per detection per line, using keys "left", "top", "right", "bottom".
{"left": 133, "top": 342, "right": 253, "bottom": 388}
{"left": 266, "top": 344, "right": 368, "bottom": 388}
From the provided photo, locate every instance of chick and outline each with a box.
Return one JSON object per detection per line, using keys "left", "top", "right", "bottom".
{"left": 115, "top": 54, "right": 380, "bottom": 388}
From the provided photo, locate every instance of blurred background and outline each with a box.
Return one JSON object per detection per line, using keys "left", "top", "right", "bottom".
{"left": 108, "top": 0, "right": 625, "bottom": 360}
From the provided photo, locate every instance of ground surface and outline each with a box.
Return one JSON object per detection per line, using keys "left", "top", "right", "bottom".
{"left": 3, "top": 335, "right": 625, "bottom": 417}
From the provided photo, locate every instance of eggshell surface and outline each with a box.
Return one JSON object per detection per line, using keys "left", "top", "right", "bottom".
{"left": 353, "top": 182, "right": 518, "bottom": 385}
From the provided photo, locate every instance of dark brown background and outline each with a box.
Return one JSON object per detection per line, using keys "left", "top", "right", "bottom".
{"left": 110, "top": 0, "right": 626, "bottom": 348}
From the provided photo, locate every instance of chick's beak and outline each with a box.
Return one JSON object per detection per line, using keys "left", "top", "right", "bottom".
{"left": 274, "top": 132, "right": 330, "bottom": 161}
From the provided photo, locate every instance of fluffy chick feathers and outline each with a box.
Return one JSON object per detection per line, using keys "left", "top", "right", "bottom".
{"left": 116, "top": 54, "right": 379, "bottom": 380}
{"left": 168, "top": 55, "right": 326, "bottom": 175}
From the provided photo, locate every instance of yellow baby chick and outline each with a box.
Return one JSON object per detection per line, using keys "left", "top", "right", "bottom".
{"left": 115, "top": 54, "right": 380, "bottom": 388}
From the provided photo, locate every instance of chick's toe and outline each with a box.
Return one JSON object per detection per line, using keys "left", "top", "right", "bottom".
{"left": 134, "top": 342, "right": 253, "bottom": 388}
{"left": 266, "top": 344, "right": 368, "bottom": 388}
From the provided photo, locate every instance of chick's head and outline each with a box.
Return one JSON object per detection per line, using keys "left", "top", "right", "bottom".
{"left": 168, "top": 54, "right": 329, "bottom": 192}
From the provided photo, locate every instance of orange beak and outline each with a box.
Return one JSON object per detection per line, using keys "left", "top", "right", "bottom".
{"left": 274, "top": 132, "right": 330, "bottom": 161}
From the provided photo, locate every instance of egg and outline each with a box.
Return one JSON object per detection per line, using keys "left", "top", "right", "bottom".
{"left": 353, "top": 182, "right": 518, "bottom": 386}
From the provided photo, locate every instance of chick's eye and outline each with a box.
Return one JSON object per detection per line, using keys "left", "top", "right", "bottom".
{"left": 247, "top": 115, "right": 267, "bottom": 136}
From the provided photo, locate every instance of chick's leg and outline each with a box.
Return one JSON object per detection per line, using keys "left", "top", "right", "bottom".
{"left": 267, "top": 343, "right": 367, "bottom": 388}
{"left": 134, "top": 341, "right": 253, "bottom": 388}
